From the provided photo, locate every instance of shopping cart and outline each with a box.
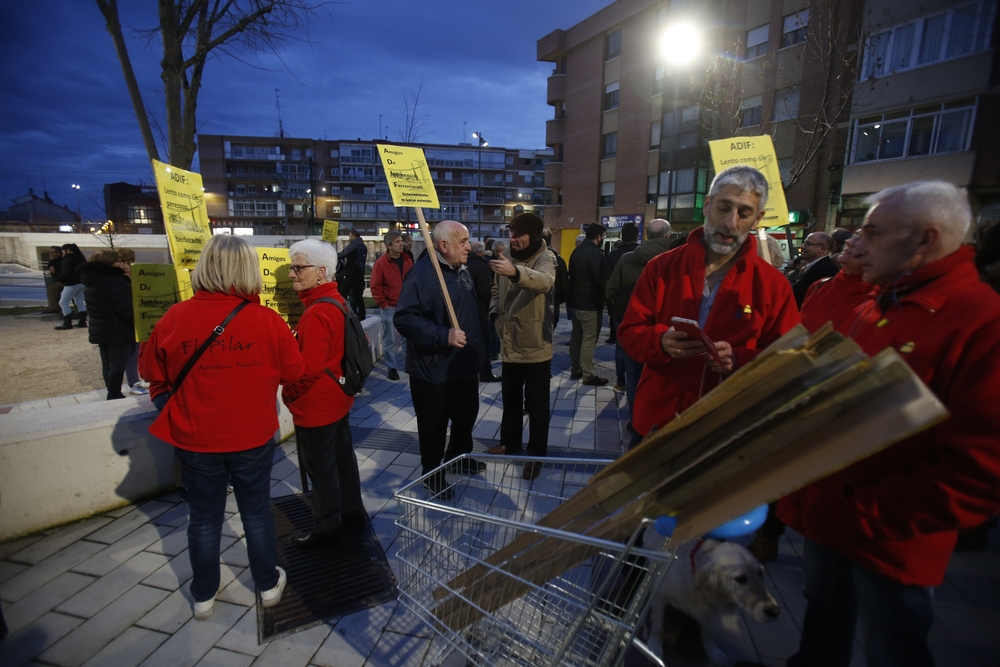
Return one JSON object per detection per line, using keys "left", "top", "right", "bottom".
{"left": 394, "top": 454, "right": 675, "bottom": 667}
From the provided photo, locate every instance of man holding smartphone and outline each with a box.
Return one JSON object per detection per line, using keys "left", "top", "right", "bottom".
{"left": 618, "top": 165, "right": 799, "bottom": 446}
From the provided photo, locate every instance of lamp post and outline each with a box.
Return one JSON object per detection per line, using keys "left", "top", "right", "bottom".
{"left": 472, "top": 131, "right": 487, "bottom": 241}
{"left": 71, "top": 183, "right": 82, "bottom": 222}
{"left": 659, "top": 23, "right": 701, "bottom": 222}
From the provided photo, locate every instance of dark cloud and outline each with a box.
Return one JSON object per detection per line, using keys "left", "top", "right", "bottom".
{"left": 0, "top": 0, "right": 611, "bottom": 219}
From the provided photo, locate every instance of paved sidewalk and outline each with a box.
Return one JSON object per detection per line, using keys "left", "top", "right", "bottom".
{"left": 2, "top": 320, "right": 998, "bottom": 666}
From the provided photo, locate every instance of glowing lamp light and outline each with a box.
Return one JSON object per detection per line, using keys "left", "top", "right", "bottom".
{"left": 660, "top": 21, "right": 701, "bottom": 65}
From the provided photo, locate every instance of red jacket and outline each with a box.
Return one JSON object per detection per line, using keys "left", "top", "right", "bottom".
{"left": 142, "top": 291, "right": 305, "bottom": 452}
{"left": 779, "top": 246, "right": 1000, "bottom": 586}
{"left": 281, "top": 282, "right": 354, "bottom": 427}
{"left": 618, "top": 228, "right": 800, "bottom": 436}
{"left": 369, "top": 252, "right": 413, "bottom": 309}
{"left": 799, "top": 270, "right": 874, "bottom": 333}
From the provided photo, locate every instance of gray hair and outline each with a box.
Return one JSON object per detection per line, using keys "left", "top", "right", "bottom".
{"left": 384, "top": 230, "right": 402, "bottom": 244}
{"left": 646, "top": 218, "right": 671, "bottom": 240}
{"left": 471, "top": 241, "right": 485, "bottom": 253}
{"left": 865, "top": 181, "right": 971, "bottom": 248}
{"left": 287, "top": 238, "right": 338, "bottom": 275}
{"left": 575, "top": 234, "right": 586, "bottom": 246}
{"left": 709, "top": 166, "right": 769, "bottom": 210}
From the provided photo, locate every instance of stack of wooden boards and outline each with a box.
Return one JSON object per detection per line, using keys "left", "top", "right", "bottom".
{"left": 431, "top": 324, "right": 948, "bottom": 631}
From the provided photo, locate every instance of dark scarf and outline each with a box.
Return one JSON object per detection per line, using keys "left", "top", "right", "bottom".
{"left": 510, "top": 237, "right": 543, "bottom": 261}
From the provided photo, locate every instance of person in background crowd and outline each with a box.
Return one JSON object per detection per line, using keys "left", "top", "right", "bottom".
{"left": 575, "top": 234, "right": 585, "bottom": 247}
{"left": 619, "top": 166, "right": 799, "bottom": 448}
{"left": 466, "top": 240, "right": 502, "bottom": 382}
{"left": 485, "top": 212, "right": 556, "bottom": 480}
{"left": 568, "top": 223, "right": 608, "bottom": 386}
{"left": 399, "top": 230, "right": 415, "bottom": 262}
{"left": 487, "top": 240, "right": 508, "bottom": 359}
{"left": 541, "top": 228, "right": 570, "bottom": 327}
{"left": 337, "top": 229, "right": 367, "bottom": 320}
{"left": 115, "top": 247, "right": 148, "bottom": 396}
{"left": 779, "top": 181, "right": 1000, "bottom": 667}
{"left": 141, "top": 235, "right": 303, "bottom": 621}
{"left": 757, "top": 234, "right": 786, "bottom": 270}
{"left": 282, "top": 239, "right": 366, "bottom": 548}
{"left": 43, "top": 245, "right": 64, "bottom": 314}
{"left": 792, "top": 232, "right": 839, "bottom": 307}
{"left": 370, "top": 231, "right": 414, "bottom": 381}
{"left": 80, "top": 250, "right": 135, "bottom": 400}
{"left": 604, "top": 222, "right": 640, "bottom": 352}
{"left": 54, "top": 243, "right": 88, "bottom": 330}
{"left": 831, "top": 227, "right": 854, "bottom": 256}
{"left": 394, "top": 221, "right": 486, "bottom": 500}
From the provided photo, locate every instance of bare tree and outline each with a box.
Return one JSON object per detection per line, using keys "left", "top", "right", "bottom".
{"left": 95, "top": 0, "right": 326, "bottom": 170}
{"left": 394, "top": 79, "right": 431, "bottom": 144}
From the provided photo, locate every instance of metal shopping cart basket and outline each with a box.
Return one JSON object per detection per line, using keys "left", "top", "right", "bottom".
{"left": 394, "top": 454, "right": 675, "bottom": 667}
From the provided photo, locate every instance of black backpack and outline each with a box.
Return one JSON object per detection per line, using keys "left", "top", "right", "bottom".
{"left": 310, "top": 296, "right": 374, "bottom": 396}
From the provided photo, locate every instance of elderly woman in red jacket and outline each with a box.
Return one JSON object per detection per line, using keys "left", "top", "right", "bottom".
{"left": 282, "top": 239, "right": 366, "bottom": 548}
{"left": 141, "top": 235, "right": 304, "bottom": 621}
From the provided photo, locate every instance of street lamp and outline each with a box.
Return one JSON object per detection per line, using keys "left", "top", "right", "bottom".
{"left": 658, "top": 22, "right": 701, "bottom": 222}
{"left": 71, "top": 183, "right": 82, "bottom": 222}
{"left": 472, "top": 131, "right": 487, "bottom": 240}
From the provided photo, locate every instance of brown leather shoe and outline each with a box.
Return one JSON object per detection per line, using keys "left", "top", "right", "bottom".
{"left": 522, "top": 461, "right": 542, "bottom": 481}
{"left": 747, "top": 530, "right": 779, "bottom": 562}
{"left": 486, "top": 444, "right": 506, "bottom": 455}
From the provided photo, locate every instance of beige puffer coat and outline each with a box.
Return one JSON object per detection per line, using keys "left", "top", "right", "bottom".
{"left": 490, "top": 241, "right": 556, "bottom": 363}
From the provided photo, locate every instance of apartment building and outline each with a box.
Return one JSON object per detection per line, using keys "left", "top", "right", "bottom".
{"left": 197, "top": 135, "right": 552, "bottom": 239}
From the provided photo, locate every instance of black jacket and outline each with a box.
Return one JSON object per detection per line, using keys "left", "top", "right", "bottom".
{"left": 80, "top": 262, "right": 135, "bottom": 345}
{"left": 605, "top": 242, "right": 639, "bottom": 277}
{"left": 394, "top": 253, "right": 484, "bottom": 384}
{"left": 792, "top": 255, "right": 840, "bottom": 307}
{"left": 465, "top": 253, "right": 493, "bottom": 318}
{"left": 338, "top": 238, "right": 368, "bottom": 277}
{"left": 59, "top": 252, "right": 87, "bottom": 286}
{"left": 568, "top": 240, "right": 607, "bottom": 311}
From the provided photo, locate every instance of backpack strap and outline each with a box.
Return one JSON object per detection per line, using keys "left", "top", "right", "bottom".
{"left": 169, "top": 300, "right": 249, "bottom": 395}
{"left": 305, "top": 296, "right": 349, "bottom": 385}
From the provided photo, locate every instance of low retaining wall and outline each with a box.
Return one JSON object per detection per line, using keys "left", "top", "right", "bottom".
{"left": 0, "top": 314, "right": 383, "bottom": 542}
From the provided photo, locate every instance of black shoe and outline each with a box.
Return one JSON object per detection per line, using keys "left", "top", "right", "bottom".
{"left": 387, "top": 368, "right": 400, "bottom": 381}
{"left": 423, "top": 477, "right": 454, "bottom": 500}
{"left": 582, "top": 375, "right": 609, "bottom": 386}
{"left": 447, "top": 457, "right": 487, "bottom": 474}
{"left": 75, "top": 313, "right": 88, "bottom": 328}
{"left": 570, "top": 372, "right": 583, "bottom": 380}
{"left": 479, "top": 373, "right": 502, "bottom": 382}
{"left": 54, "top": 315, "right": 74, "bottom": 330}
{"left": 294, "top": 529, "right": 341, "bottom": 549}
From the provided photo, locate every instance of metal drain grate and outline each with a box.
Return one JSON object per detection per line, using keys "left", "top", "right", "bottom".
{"left": 258, "top": 493, "right": 398, "bottom": 642}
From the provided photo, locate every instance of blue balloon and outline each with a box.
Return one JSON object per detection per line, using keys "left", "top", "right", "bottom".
{"left": 652, "top": 504, "right": 768, "bottom": 540}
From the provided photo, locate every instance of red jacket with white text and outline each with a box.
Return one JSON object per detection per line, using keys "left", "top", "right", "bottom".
{"left": 141, "top": 291, "right": 305, "bottom": 452}
{"left": 779, "top": 246, "right": 1000, "bottom": 586}
{"left": 618, "top": 228, "right": 800, "bottom": 436}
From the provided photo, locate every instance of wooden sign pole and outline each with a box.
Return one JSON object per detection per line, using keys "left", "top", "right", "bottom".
{"left": 414, "top": 207, "right": 460, "bottom": 330}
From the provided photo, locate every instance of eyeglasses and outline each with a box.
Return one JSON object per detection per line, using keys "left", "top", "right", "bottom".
{"left": 288, "top": 264, "right": 315, "bottom": 274}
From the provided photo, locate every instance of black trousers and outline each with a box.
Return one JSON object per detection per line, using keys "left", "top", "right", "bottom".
{"left": 500, "top": 360, "right": 551, "bottom": 457}
{"left": 100, "top": 342, "right": 134, "bottom": 400}
{"left": 478, "top": 315, "right": 493, "bottom": 377}
{"left": 410, "top": 377, "right": 480, "bottom": 475}
{"left": 295, "top": 415, "right": 365, "bottom": 535}
{"left": 338, "top": 274, "right": 366, "bottom": 319}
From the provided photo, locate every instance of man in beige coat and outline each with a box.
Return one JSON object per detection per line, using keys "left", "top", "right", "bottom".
{"left": 485, "top": 212, "right": 555, "bottom": 480}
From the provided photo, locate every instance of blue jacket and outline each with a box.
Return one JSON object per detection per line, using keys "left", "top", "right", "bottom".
{"left": 394, "top": 253, "right": 483, "bottom": 384}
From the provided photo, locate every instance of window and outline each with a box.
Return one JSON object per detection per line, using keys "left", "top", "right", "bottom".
{"left": 524, "top": 175, "right": 532, "bottom": 183}
{"left": 602, "top": 131, "right": 618, "bottom": 158}
{"left": 654, "top": 65, "right": 664, "bottom": 94}
{"left": 495, "top": 173, "right": 504, "bottom": 183}
{"left": 506, "top": 174, "right": 513, "bottom": 182}
{"left": 506, "top": 156, "right": 514, "bottom": 165}
{"left": 600, "top": 182, "right": 615, "bottom": 207}
{"left": 445, "top": 171, "right": 452, "bottom": 180}
{"left": 330, "top": 149, "right": 339, "bottom": 158}
{"left": 863, "top": 2, "right": 995, "bottom": 78}
{"left": 605, "top": 82, "right": 620, "bottom": 110}
{"left": 778, "top": 158, "right": 794, "bottom": 185}
{"left": 747, "top": 24, "right": 769, "bottom": 59}
{"left": 291, "top": 148, "right": 301, "bottom": 161}
{"left": 650, "top": 120, "right": 662, "bottom": 148}
{"left": 782, "top": 10, "right": 809, "bottom": 48}
{"left": 774, "top": 86, "right": 801, "bottom": 121}
{"left": 606, "top": 29, "right": 622, "bottom": 60}
{"left": 648, "top": 176, "right": 658, "bottom": 204}
{"left": 741, "top": 95, "right": 763, "bottom": 127}
{"left": 850, "top": 100, "right": 976, "bottom": 163}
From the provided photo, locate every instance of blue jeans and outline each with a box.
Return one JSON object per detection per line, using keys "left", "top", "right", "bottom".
{"left": 176, "top": 440, "right": 279, "bottom": 602}
{"left": 788, "top": 538, "right": 935, "bottom": 667}
{"left": 379, "top": 307, "right": 405, "bottom": 371}
{"left": 59, "top": 283, "right": 86, "bottom": 316}
{"left": 623, "top": 353, "right": 644, "bottom": 417}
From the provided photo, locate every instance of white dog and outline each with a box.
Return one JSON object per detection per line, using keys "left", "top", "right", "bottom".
{"left": 644, "top": 529, "right": 781, "bottom": 666}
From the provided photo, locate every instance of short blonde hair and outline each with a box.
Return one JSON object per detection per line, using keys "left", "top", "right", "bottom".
{"left": 89, "top": 249, "right": 120, "bottom": 265}
{"left": 117, "top": 247, "right": 136, "bottom": 263}
{"left": 190, "top": 235, "right": 263, "bottom": 295}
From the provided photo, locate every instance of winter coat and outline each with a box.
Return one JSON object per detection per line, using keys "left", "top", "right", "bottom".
{"left": 465, "top": 253, "right": 493, "bottom": 318}
{"left": 59, "top": 252, "right": 86, "bottom": 286}
{"left": 80, "top": 261, "right": 135, "bottom": 346}
{"left": 369, "top": 252, "right": 413, "bottom": 309}
{"left": 605, "top": 238, "right": 674, "bottom": 322}
{"left": 338, "top": 238, "right": 368, "bottom": 277}
{"left": 605, "top": 242, "right": 639, "bottom": 278}
{"left": 779, "top": 246, "right": 1000, "bottom": 587}
{"left": 798, "top": 270, "right": 873, "bottom": 333}
{"left": 618, "top": 228, "right": 800, "bottom": 437}
{"left": 141, "top": 290, "right": 305, "bottom": 453}
{"left": 490, "top": 241, "right": 555, "bottom": 364}
{"left": 568, "top": 240, "right": 607, "bottom": 311}
{"left": 394, "top": 253, "right": 483, "bottom": 384}
{"left": 792, "top": 255, "right": 840, "bottom": 307}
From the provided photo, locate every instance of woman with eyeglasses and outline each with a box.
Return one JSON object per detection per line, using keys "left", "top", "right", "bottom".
{"left": 281, "top": 239, "right": 367, "bottom": 549}
{"left": 140, "top": 235, "right": 304, "bottom": 621}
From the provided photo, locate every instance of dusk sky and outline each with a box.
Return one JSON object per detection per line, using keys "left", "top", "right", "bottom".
{"left": 0, "top": 0, "right": 613, "bottom": 221}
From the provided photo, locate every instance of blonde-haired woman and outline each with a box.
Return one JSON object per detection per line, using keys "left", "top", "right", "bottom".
{"left": 141, "top": 235, "right": 305, "bottom": 620}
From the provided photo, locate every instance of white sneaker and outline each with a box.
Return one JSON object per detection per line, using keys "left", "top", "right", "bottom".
{"left": 129, "top": 384, "right": 149, "bottom": 396}
{"left": 260, "top": 566, "right": 286, "bottom": 608}
{"left": 193, "top": 596, "right": 216, "bottom": 620}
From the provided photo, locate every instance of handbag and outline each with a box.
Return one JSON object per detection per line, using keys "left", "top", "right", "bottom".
{"left": 168, "top": 300, "right": 250, "bottom": 395}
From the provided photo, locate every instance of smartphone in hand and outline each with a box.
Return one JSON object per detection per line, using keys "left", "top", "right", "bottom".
{"left": 670, "top": 317, "right": 724, "bottom": 368}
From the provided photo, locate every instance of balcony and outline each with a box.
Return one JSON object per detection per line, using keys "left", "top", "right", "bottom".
{"left": 537, "top": 28, "right": 566, "bottom": 61}
{"left": 545, "top": 162, "right": 563, "bottom": 189}
{"left": 545, "top": 119, "right": 565, "bottom": 148}
{"left": 341, "top": 192, "right": 393, "bottom": 201}
{"left": 547, "top": 74, "right": 566, "bottom": 106}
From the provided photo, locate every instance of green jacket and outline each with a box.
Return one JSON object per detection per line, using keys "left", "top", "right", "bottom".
{"left": 490, "top": 241, "right": 556, "bottom": 363}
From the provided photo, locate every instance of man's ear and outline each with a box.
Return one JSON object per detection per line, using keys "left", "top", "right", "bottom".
{"left": 917, "top": 225, "right": 941, "bottom": 255}
{"left": 753, "top": 209, "right": 766, "bottom": 226}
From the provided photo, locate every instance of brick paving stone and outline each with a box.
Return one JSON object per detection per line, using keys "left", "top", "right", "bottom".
{"left": 137, "top": 601, "right": 245, "bottom": 667}
{"left": 137, "top": 564, "right": 242, "bottom": 634}
{"left": 364, "top": 631, "right": 430, "bottom": 667}
{"left": 220, "top": 540, "right": 249, "bottom": 569}
{"left": 0, "top": 611, "right": 83, "bottom": 666}
{"left": 143, "top": 551, "right": 194, "bottom": 591}
{"left": 86, "top": 503, "right": 171, "bottom": 545}
{"left": 311, "top": 604, "right": 396, "bottom": 667}
{"left": 79, "top": 626, "right": 168, "bottom": 667}
{"left": 145, "top": 524, "right": 190, "bottom": 557}
{"left": 215, "top": 607, "right": 266, "bottom": 657}
{"left": 195, "top": 648, "right": 254, "bottom": 667}
{"left": 1, "top": 540, "right": 106, "bottom": 603}
{"left": 9, "top": 516, "right": 115, "bottom": 565}
{"left": 216, "top": 567, "right": 254, "bottom": 608}
{"left": 151, "top": 504, "right": 190, "bottom": 528}
{"left": 248, "top": 622, "right": 329, "bottom": 666}
{"left": 0, "top": 560, "right": 29, "bottom": 584}
{"left": 3, "top": 571, "right": 94, "bottom": 634}
{"left": 58, "top": 551, "right": 169, "bottom": 618}
{"left": 72, "top": 523, "right": 169, "bottom": 577}
{"left": 102, "top": 504, "right": 139, "bottom": 519}
{"left": 0, "top": 533, "right": 44, "bottom": 561}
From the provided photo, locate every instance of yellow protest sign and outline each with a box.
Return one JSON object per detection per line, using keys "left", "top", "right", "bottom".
{"left": 257, "top": 248, "right": 303, "bottom": 328}
{"left": 152, "top": 159, "right": 212, "bottom": 268}
{"left": 322, "top": 219, "right": 340, "bottom": 243}
{"left": 376, "top": 144, "right": 440, "bottom": 209}
{"left": 131, "top": 264, "right": 192, "bottom": 342}
{"left": 709, "top": 136, "right": 789, "bottom": 228}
